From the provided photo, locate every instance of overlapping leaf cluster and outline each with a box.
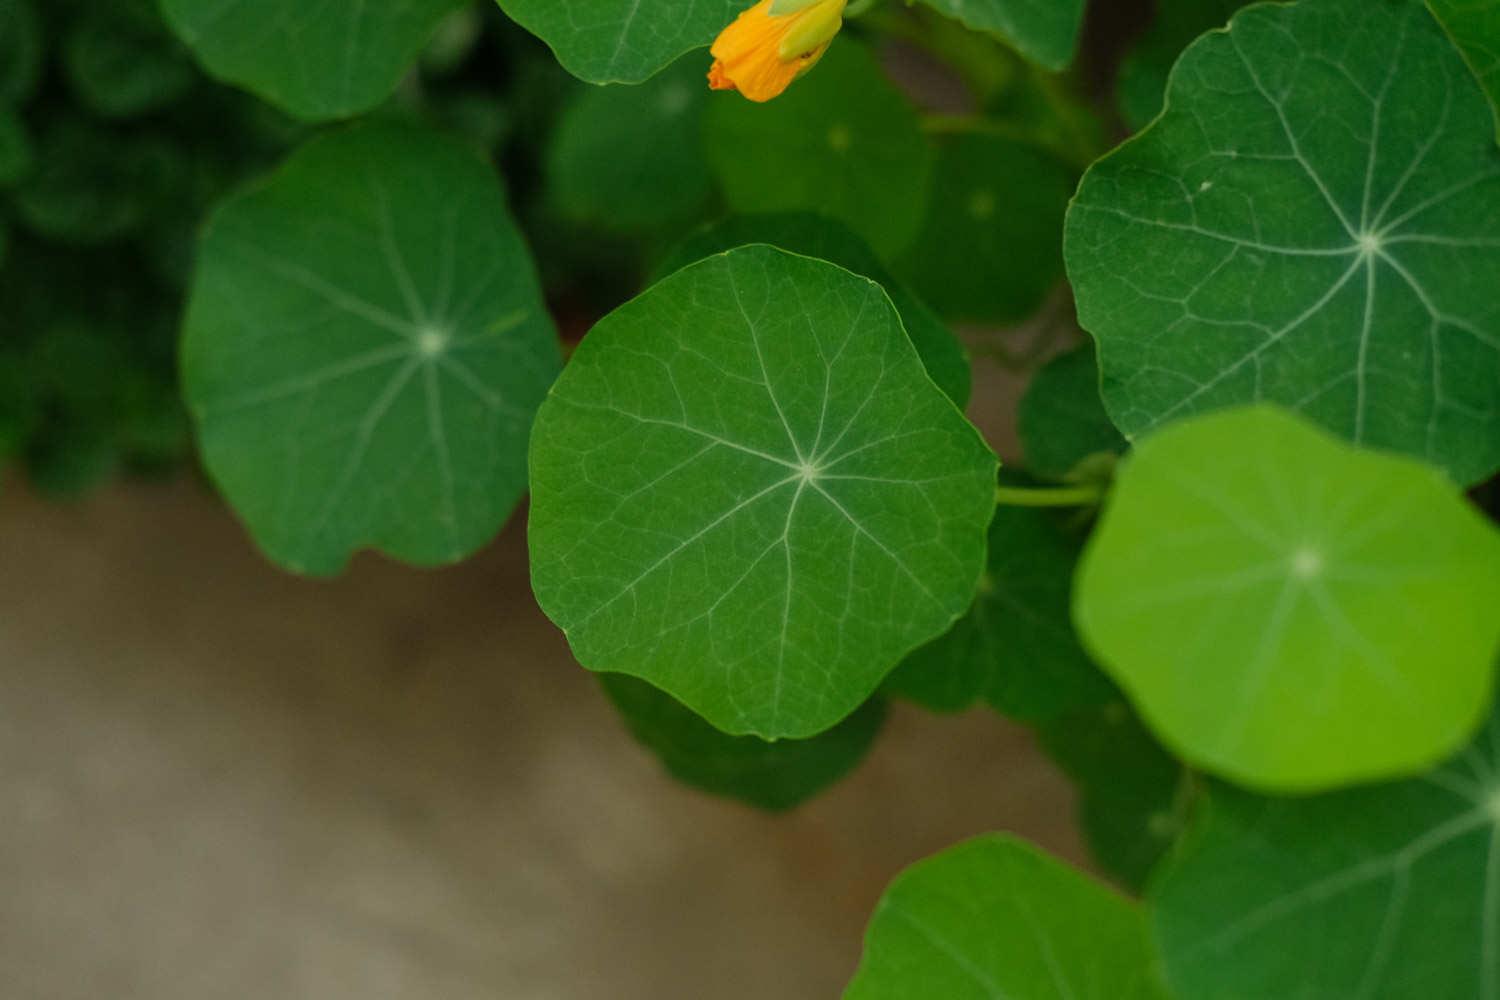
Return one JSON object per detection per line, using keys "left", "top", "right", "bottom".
{"left": 6, "top": 0, "right": 1500, "bottom": 996}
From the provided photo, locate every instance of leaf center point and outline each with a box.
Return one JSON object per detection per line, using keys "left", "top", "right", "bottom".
{"left": 1356, "top": 231, "right": 1383, "bottom": 257}
{"left": 1290, "top": 547, "right": 1324, "bottom": 580}
{"left": 416, "top": 326, "right": 450, "bottom": 357}
{"left": 797, "top": 461, "right": 823, "bottom": 485}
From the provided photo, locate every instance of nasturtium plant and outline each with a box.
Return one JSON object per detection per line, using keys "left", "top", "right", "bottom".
{"left": 1429, "top": 0, "right": 1500, "bottom": 139}
{"left": 160, "top": 0, "right": 466, "bottom": 120}
{"left": 528, "top": 245, "right": 996, "bottom": 738}
{"left": 656, "top": 213, "right": 971, "bottom": 406}
{"left": 1076, "top": 404, "right": 1500, "bottom": 791}
{"left": 601, "top": 674, "right": 886, "bottom": 810}
{"left": 183, "top": 123, "right": 562, "bottom": 575}
{"left": 9, "top": 0, "right": 1500, "bottom": 994}
{"left": 1067, "top": 0, "right": 1500, "bottom": 485}
{"left": 846, "top": 834, "right": 1169, "bottom": 1000}
{"left": 704, "top": 42, "right": 934, "bottom": 258}
{"left": 1152, "top": 706, "right": 1500, "bottom": 1000}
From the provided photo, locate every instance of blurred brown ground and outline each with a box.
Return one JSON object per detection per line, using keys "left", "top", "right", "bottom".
{"left": 0, "top": 359, "right": 1083, "bottom": 999}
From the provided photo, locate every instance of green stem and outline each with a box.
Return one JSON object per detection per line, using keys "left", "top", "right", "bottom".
{"left": 994, "top": 484, "right": 1104, "bottom": 508}
{"left": 844, "top": 0, "right": 884, "bottom": 18}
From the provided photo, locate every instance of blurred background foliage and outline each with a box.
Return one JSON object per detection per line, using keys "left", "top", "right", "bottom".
{"left": 0, "top": 0, "right": 1152, "bottom": 501}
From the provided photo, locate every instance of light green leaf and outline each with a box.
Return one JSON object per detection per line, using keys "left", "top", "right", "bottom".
{"left": 845, "top": 834, "right": 1169, "bottom": 1000}
{"left": 894, "top": 133, "right": 1074, "bottom": 325}
{"left": 1039, "top": 701, "right": 1188, "bottom": 893}
{"left": 1151, "top": 706, "right": 1500, "bottom": 1000}
{"left": 656, "top": 213, "right": 971, "bottom": 406}
{"left": 1067, "top": 0, "right": 1500, "bottom": 486}
{"left": 528, "top": 245, "right": 997, "bottom": 739}
{"left": 1018, "top": 342, "right": 1126, "bottom": 481}
{"left": 912, "top": 0, "right": 1085, "bottom": 71}
{"left": 0, "top": 0, "right": 41, "bottom": 104}
{"left": 1429, "top": 0, "right": 1500, "bottom": 141}
{"left": 704, "top": 42, "right": 934, "bottom": 259}
{"left": 496, "top": 0, "right": 741, "bottom": 84}
{"left": 182, "top": 123, "right": 561, "bottom": 576}
{"left": 1115, "top": 0, "right": 1249, "bottom": 131}
{"left": 1075, "top": 404, "right": 1500, "bottom": 792}
{"left": 885, "top": 504, "right": 1114, "bottom": 721}
{"left": 601, "top": 674, "right": 886, "bottom": 810}
{"left": 160, "top": 0, "right": 465, "bottom": 120}
{"left": 64, "top": 2, "right": 196, "bottom": 118}
{"left": 545, "top": 54, "right": 713, "bottom": 235}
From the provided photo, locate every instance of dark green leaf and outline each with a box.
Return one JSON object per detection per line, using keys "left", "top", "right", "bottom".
{"left": 657, "top": 213, "right": 970, "bottom": 406}
{"left": 886, "top": 504, "right": 1115, "bottom": 722}
{"left": 63, "top": 3, "right": 196, "bottom": 118}
{"left": 160, "top": 0, "right": 465, "bottom": 120}
{"left": 704, "top": 42, "right": 934, "bottom": 259}
{"left": 528, "top": 245, "right": 997, "bottom": 738}
{"left": 546, "top": 55, "right": 713, "bottom": 235}
{"left": 0, "top": 0, "right": 42, "bottom": 104}
{"left": 183, "top": 123, "right": 562, "bottom": 575}
{"left": 1151, "top": 706, "right": 1500, "bottom": 1000}
{"left": 602, "top": 674, "right": 886, "bottom": 810}
{"left": 1115, "top": 0, "right": 1249, "bottom": 132}
{"left": 1039, "top": 701, "right": 1188, "bottom": 892}
{"left": 1429, "top": 0, "right": 1500, "bottom": 141}
{"left": 495, "top": 0, "right": 741, "bottom": 85}
{"left": 895, "top": 133, "right": 1073, "bottom": 325}
{"left": 1067, "top": 0, "right": 1500, "bottom": 485}
{"left": 1018, "top": 343, "right": 1126, "bottom": 481}
{"left": 912, "top": 0, "right": 1085, "bottom": 71}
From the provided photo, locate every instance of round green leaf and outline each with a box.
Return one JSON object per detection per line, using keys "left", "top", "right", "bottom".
{"left": 182, "top": 123, "right": 562, "bottom": 576}
{"left": 894, "top": 133, "right": 1074, "bottom": 325}
{"left": 704, "top": 42, "right": 934, "bottom": 260}
{"left": 495, "top": 0, "right": 741, "bottom": 85}
{"left": 601, "top": 674, "right": 886, "bottom": 811}
{"left": 1151, "top": 706, "right": 1500, "bottom": 1000}
{"left": 1115, "top": 0, "right": 1249, "bottom": 132}
{"left": 545, "top": 55, "right": 712, "bottom": 235}
{"left": 63, "top": 3, "right": 196, "bottom": 119}
{"left": 912, "top": 0, "right": 1085, "bottom": 71}
{"left": 657, "top": 212, "right": 971, "bottom": 406}
{"left": 1018, "top": 343, "right": 1126, "bottom": 481}
{"left": 1067, "top": 0, "right": 1500, "bottom": 486}
{"left": 885, "top": 504, "right": 1115, "bottom": 722}
{"left": 528, "top": 245, "right": 997, "bottom": 739}
{"left": 0, "top": 0, "right": 41, "bottom": 105}
{"left": 1075, "top": 404, "right": 1500, "bottom": 792}
{"left": 160, "top": 0, "right": 465, "bottom": 120}
{"left": 1429, "top": 0, "right": 1500, "bottom": 142}
{"left": 845, "top": 834, "right": 1169, "bottom": 1000}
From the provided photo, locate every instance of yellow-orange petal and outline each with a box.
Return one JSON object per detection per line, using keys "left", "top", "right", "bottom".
{"left": 708, "top": 0, "right": 844, "bottom": 102}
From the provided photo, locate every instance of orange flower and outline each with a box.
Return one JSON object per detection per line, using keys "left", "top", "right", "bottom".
{"left": 708, "top": 0, "right": 848, "bottom": 102}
